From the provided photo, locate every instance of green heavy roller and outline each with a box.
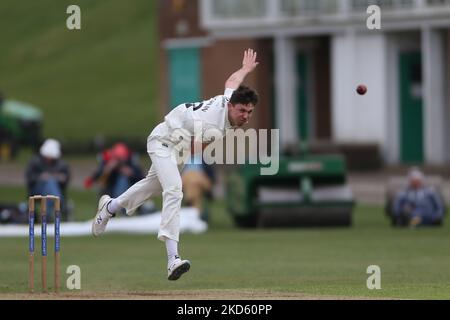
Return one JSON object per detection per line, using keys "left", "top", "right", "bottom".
{"left": 226, "top": 150, "right": 355, "bottom": 228}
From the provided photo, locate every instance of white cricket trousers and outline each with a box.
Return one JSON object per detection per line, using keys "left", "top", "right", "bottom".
{"left": 116, "top": 136, "right": 186, "bottom": 242}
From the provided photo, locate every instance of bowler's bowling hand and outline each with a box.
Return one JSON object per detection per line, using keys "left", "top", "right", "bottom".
{"left": 242, "top": 49, "right": 259, "bottom": 74}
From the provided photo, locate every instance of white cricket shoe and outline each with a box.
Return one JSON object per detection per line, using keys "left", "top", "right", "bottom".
{"left": 91, "top": 195, "right": 114, "bottom": 237}
{"left": 167, "top": 257, "right": 191, "bottom": 281}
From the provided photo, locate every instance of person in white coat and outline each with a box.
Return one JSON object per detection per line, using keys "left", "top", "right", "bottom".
{"left": 91, "top": 49, "right": 260, "bottom": 281}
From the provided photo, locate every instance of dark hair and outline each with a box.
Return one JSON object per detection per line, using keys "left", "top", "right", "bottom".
{"left": 230, "top": 85, "right": 258, "bottom": 106}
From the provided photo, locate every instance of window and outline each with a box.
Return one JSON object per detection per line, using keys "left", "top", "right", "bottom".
{"left": 210, "top": 0, "right": 266, "bottom": 18}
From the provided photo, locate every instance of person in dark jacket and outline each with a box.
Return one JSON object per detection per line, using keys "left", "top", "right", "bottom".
{"left": 26, "top": 138, "right": 70, "bottom": 220}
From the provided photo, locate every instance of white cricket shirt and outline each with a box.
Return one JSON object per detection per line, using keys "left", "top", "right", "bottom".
{"left": 150, "top": 88, "right": 236, "bottom": 144}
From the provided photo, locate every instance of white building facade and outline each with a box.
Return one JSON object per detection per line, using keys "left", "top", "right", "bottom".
{"left": 199, "top": 0, "right": 450, "bottom": 165}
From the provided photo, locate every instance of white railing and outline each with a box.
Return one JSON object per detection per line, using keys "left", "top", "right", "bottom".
{"left": 280, "top": 0, "right": 340, "bottom": 16}
{"left": 200, "top": 0, "right": 450, "bottom": 29}
{"left": 349, "top": 0, "right": 415, "bottom": 11}
{"left": 209, "top": 0, "right": 266, "bottom": 18}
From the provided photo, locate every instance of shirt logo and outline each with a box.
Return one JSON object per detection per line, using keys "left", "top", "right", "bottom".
{"left": 162, "top": 143, "right": 169, "bottom": 148}
{"left": 185, "top": 103, "right": 203, "bottom": 111}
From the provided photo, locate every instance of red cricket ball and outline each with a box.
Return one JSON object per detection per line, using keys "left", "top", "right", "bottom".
{"left": 357, "top": 85, "right": 367, "bottom": 95}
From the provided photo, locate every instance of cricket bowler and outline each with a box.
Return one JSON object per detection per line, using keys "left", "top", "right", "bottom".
{"left": 91, "top": 49, "right": 259, "bottom": 281}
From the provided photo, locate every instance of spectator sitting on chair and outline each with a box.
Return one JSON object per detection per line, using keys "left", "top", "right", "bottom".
{"left": 26, "top": 138, "right": 70, "bottom": 220}
{"left": 84, "top": 143, "right": 144, "bottom": 201}
{"left": 392, "top": 168, "right": 445, "bottom": 227}
{"left": 181, "top": 153, "right": 214, "bottom": 222}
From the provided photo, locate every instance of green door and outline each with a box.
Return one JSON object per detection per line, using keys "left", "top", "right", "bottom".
{"left": 399, "top": 52, "right": 423, "bottom": 164}
{"left": 296, "top": 53, "right": 309, "bottom": 142}
{"left": 168, "top": 48, "right": 201, "bottom": 109}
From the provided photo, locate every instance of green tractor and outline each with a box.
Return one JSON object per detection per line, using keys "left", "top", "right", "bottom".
{"left": 226, "top": 145, "right": 355, "bottom": 228}
{"left": 0, "top": 98, "right": 43, "bottom": 160}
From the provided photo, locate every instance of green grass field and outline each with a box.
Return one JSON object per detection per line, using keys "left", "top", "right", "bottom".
{"left": 0, "top": 0, "right": 158, "bottom": 144}
{"left": 1, "top": 185, "right": 450, "bottom": 299}
{"left": 4, "top": 0, "right": 450, "bottom": 301}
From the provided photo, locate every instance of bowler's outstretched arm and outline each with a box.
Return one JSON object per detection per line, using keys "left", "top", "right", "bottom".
{"left": 225, "top": 49, "right": 259, "bottom": 90}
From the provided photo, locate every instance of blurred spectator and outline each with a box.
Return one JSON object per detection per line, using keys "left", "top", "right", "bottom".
{"left": 84, "top": 143, "right": 154, "bottom": 214}
{"left": 392, "top": 168, "right": 445, "bottom": 227}
{"left": 181, "top": 153, "right": 215, "bottom": 222}
{"left": 26, "top": 138, "right": 71, "bottom": 221}
{"left": 84, "top": 143, "right": 143, "bottom": 197}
